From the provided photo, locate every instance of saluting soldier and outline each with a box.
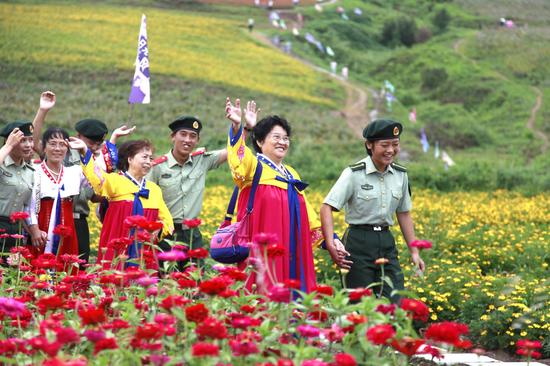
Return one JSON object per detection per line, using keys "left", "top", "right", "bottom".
{"left": 148, "top": 116, "right": 227, "bottom": 260}
{"left": 320, "top": 119, "right": 425, "bottom": 303}
{"left": 0, "top": 122, "right": 42, "bottom": 254}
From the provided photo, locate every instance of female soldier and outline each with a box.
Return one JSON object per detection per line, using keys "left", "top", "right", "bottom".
{"left": 320, "top": 119, "right": 425, "bottom": 303}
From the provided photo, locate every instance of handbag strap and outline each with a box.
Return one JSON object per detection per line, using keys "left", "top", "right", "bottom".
{"left": 224, "top": 160, "right": 263, "bottom": 221}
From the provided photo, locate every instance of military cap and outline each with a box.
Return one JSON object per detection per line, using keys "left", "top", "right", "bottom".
{"left": 169, "top": 116, "right": 202, "bottom": 134}
{"left": 0, "top": 120, "right": 34, "bottom": 138}
{"left": 363, "top": 119, "right": 402, "bottom": 141}
{"left": 75, "top": 119, "right": 108, "bottom": 141}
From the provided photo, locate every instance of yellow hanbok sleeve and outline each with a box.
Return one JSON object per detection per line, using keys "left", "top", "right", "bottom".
{"left": 227, "top": 126, "right": 259, "bottom": 189}
{"left": 80, "top": 150, "right": 118, "bottom": 198}
{"left": 148, "top": 183, "right": 174, "bottom": 238}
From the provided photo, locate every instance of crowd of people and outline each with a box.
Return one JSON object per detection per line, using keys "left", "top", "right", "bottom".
{"left": 0, "top": 91, "right": 425, "bottom": 303}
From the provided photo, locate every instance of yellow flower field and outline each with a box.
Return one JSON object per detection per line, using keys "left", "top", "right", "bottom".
{"left": 89, "top": 187, "right": 549, "bottom": 350}
{"left": 0, "top": 3, "right": 334, "bottom": 106}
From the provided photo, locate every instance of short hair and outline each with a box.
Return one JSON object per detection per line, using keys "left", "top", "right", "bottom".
{"left": 42, "top": 127, "right": 69, "bottom": 151}
{"left": 116, "top": 140, "right": 154, "bottom": 172}
{"left": 250, "top": 115, "right": 291, "bottom": 154}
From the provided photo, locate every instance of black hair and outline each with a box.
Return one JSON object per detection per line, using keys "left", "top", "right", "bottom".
{"left": 116, "top": 140, "right": 154, "bottom": 172}
{"left": 42, "top": 127, "right": 69, "bottom": 151}
{"left": 250, "top": 115, "right": 291, "bottom": 154}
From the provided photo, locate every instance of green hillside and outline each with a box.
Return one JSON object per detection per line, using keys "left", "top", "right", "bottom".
{"left": 1, "top": 0, "right": 549, "bottom": 192}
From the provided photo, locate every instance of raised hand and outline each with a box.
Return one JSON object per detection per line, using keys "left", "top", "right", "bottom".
{"left": 5, "top": 128, "right": 24, "bottom": 148}
{"left": 244, "top": 100, "right": 260, "bottom": 130}
{"left": 110, "top": 125, "right": 136, "bottom": 143}
{"left": 39, "top": 91, "right": 56, "bottom": 111}
{"left": 225, "top": 97, "right": 242, "bottom": 125}
{"left": 67, "top": 136, "right": 88, "bottom": 156}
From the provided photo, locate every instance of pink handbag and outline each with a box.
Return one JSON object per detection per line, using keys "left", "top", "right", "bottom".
{"left": 210, "top": 162, "right": 262, "bottom": 264}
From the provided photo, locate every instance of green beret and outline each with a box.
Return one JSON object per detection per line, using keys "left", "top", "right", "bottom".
{"left": 0, "top": 120, "right": 33, "bottom": 138}
{"left": 75, "top": 119, "right": 108, "bottom": 141}
{"left": 363, "top": 119, "right": 402, "bottom": 141}
{"left": 169, "top": 116, "right": 202, "bottom": 134}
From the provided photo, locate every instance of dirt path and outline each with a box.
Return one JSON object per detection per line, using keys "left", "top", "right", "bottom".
{"left": 250, "top": 0, "right": 371, "bottom": 139}
{"left": 453, "top": 37, "right": 548, "bottom": 156}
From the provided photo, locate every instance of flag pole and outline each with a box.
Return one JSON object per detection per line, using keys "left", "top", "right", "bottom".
{"left": 128, "top": 103, "right": 135, "bottom": 125}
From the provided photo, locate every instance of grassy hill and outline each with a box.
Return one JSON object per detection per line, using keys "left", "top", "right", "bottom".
{"left": 1, "top": 0, "right": 549, "bottom": 192}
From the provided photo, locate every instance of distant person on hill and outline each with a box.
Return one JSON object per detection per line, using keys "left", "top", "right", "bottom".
{"left": 248, "top": 18, "right": 255, "bottom": 33}
{"left": 147, "top": 116, "right": 227, "bottom": 270}
{"left": 225, "top": 98, "right": 322, "bottom": 295}
{"left": 320, "top": 119, "right": 425, "bottom": 303}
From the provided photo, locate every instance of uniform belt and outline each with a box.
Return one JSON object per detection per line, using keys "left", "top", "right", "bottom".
{"left": 349, "top": 224, "right": 389, "bottom": 232}
{"left": 73, "top": 213, "right": 88, "bottom": 219}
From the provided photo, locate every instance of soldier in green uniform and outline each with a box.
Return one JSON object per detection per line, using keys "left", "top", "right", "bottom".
{"left": 0, "top": 122, "right": 42, "bottom": 255}
{"left": 148, "top": 116, "right": 227, "bottom": 263}
{"left": 320, "top": 119, "right": 425, "bottom": 303}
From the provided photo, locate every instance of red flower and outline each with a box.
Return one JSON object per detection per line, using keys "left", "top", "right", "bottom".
{"left": 314, "top": 284, "right": 334, "bottom": 296}
{"left": 124, "top": 215, "right": 148, "bottom": 228}
{"left": 36, "top": 295, "right": 65, "bottom": 315}
{"left": 266, "top": 243, "right": 285, "bottom": 257}
{"left": 253, "top": 232, "right": 278, "bottom": 245}
{"left": 408, "top": 239, "right": 432, "bottom": 249}
{"left": 195, "top": 317, "right": 228, "bottom": 339}
{"left": 400, "top": 298, "right": 429, "bottom": 322}
{"left": 185, "top": 303, "right": 209, "bottom": 323}
{"left": 191, "top": 342, "right": 219, "bottom": 357}
{"left": 334, "top": 353, "right": 357, "bottom": 366}
{"left": 425, "top": 321, "right": 468, "bottom": 345}
{"left": 93, "top": 337, "right": 118, "bottom": 355}
{"left": 366, "top": 324, "right": 395, "bottom": 345}
{"left": 188, "top": 248, "right": 208, "bottom": 259}
{"left": 78, "top": 306, "right": 106, "bottom": 326}
{"left": 107, "top": 237, "right": 133, "bottom": 252}
{"left": 349, "top": 287, "right": 372, "bottom": 301}
{"left": 135, "top": 323, "right": 162, "bottom": 341}
{"left": 55, "top": 327, "right": 80, "bottom": 345}
{"left": 160, "top": 295, "right": 190, "bottom": 311}
{"left": 516, "top": 339, "right": 542, "bottom": 359}
{"left": 391, "top": 337, "right": 425, "bottom": 357}
{"left": 53, "top": 224, "right": 72, "bottom": 238}
{"left": 138, "top": 220, "right": 164, "bottom": 232}
{"left": 375, "top": 303, "right": 396, "bottom": 315}
{"left": 268, "top": 284, "right": 291, "bottom": 303}
{"left": 9, "top": 211, "right": 29, "bottom": 223}
{"left": 374, "top": 258, "right": 389, "bottom": 265}
{"left": 183, "top": 218, "right": 202, "bottom": 229}
{"left": 346, "top": 313, "right": 367, "bottom": 325}
{"left": 283, "top": 279, "right": 301, "bottom": 289}
{"left": 199, "top": 276, "right": 231, "bottom": 295}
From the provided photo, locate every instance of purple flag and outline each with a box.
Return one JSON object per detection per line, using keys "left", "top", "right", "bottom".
{"left": 129, "top": 14, "right": 150, "bottom": 104}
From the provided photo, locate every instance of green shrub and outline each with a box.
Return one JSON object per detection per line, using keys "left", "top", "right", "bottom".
{"left": 433, "top": 8, "right": 451, "bottom": 33}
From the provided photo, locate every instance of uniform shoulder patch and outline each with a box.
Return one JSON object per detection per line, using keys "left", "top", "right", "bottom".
{"left": 349, "top": 162, "right": 366, "bottom": 172}
{"left": 152, "top": 155, "right": 168, "bottom": 166}
{"left": 391, "top": 162, "right": 407, "bottom": 172}
{"left": 191, "top": 147, "right": 206, "bottom": 157}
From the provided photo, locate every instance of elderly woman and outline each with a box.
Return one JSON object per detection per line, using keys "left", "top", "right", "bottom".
{"left": 69, "top": 138, "right": 173, "bottom": 270}
{"left": 28, "top": 127, "right": 82, "bottom": 257}
{"left": 225, "top": 98, "right": 321, "bottom": 294}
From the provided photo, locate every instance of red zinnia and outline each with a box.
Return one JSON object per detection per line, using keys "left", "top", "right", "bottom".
{"left": 9, "top": 211, "right": 29, "bottom": 223}
{"left": 124, "top": 215, "right": 148, "bottom": 227}
{"left": 400, "top": 298, "right": 429, "bottom": 322}
{"left": 516, "top": 339, "right": 542, "bottom": 359}
{"left": 408, "top": 239, "right": 432, "bottom": 249}
{"left": 199, "top": 276, "right": 231, "bottom": 295}
{"left": 425, "top": 321, "right": 468, "bottom": 345}
{"left": 188, "top": 248, "right": 208, "bottom": 259}
{"left": 138, "top": 220, "right": 164, "bottom": 232}
{"left": 366, "top": 324, "right": 395, "bottom": 345}
{"left": 78, "top": 306, "right": 106, "bottom": 326}
{"left": 314, "top": 284, "right": 334, "bottom": 296}
{"left": 195, "top": 317, "right": 228, "bottom": 339}
{"left": 183, "top": 218, "right": 202, "bottom": 229}
{"left": 93, "top": 337, "right": 118, "bottom": 355}
{"left": 334, "top": 353, "right": 357, "bottom": 366}
{"left": 253, "top": 232, "right": 278, "bottom": 245}
{"left": 191, "top": 342, "right": 219, "bottom": 357}
{"left": 349, "top": 288, "right": 372, "bottom": 301}
{"left": 391, "top": 337, "right": 425, "bottom": 356}
{"left": 185, "top": 303, "right": 209, "bottom": 323}
{"left": 266, "top": 243, "right": 285, "bottom": 257}
{"left": 53, "top": 224, "right": 72, "bottom": 238}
